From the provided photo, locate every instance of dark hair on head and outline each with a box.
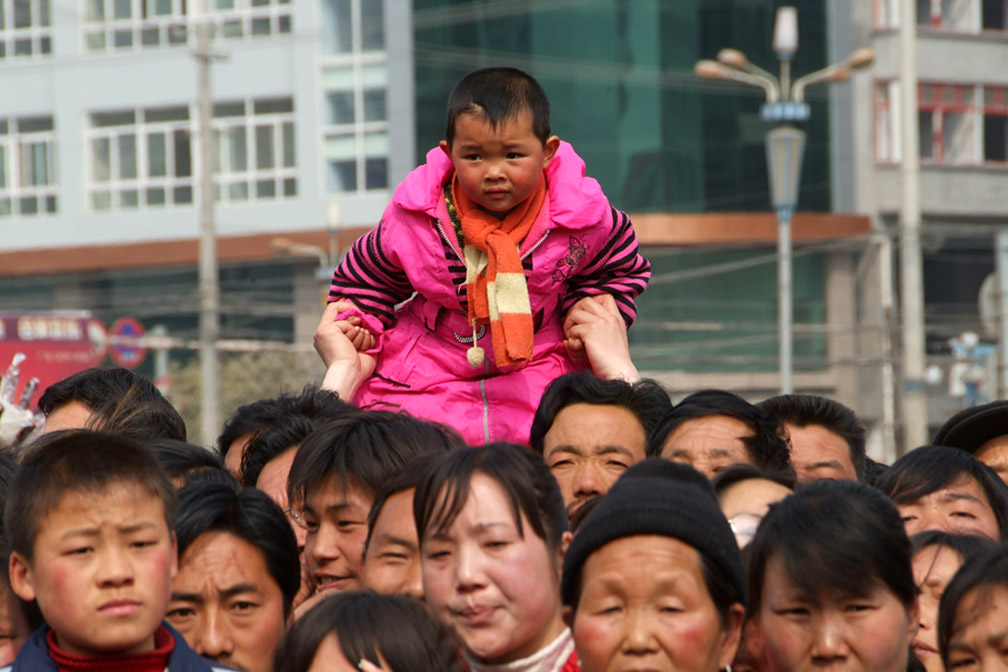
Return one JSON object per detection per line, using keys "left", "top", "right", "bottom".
{"left": 0, "top": 453, "right": 18, "bottom": 539}
{"left": 529, "top": 373, "right": 671, "bottom": 455}
{"left": 862, "top": 456, "right": 888, "bottom": 487}
{"left": 5, "top": 430, "right": 176, "bottom": 563}
{"left": 414, "top": 442, "right": 567, "bottom": 553}
{"left": 874, "top": 444, "right": 1008, "bottom": 538}
{"left": 182, "top": 466, "right": 240, "bottom": 489}
{"left": 238, "top": 387, "right": 355, "bottom": 487}
{"left": 288, "top": 411, "right": 463, "bottom": 510}
{"left": 175, "top": 480, "right": 300, "bottom": 615}
{"left": 757, "top": 393, "right": 867, "bottom": 480}
{"left": 938, "top": 542, "right": 1008, "bottom": 665}
{"left": 910, "top": 530, "right": 993, "bottom": 567}
{"left": 217, "top": 386, "right": 350, "bottom": 466}
{"left": 711, "top": 462, "right": 797, "bottom": 500}
{"left": 272, "top": 591, "right": 464, "bottom": 672}
{"left": 747, "top": 480, "right": 917, "bottom": 616}
{"left": 38, "top": 367, "right": 186, "bottom": 442}
{"left": 148, "top": 439, "right": 223, "bottom": 488}
{"left": 568, "top": 495, "right": 602, "bottom": 535}
{"left": 445, "top": 67, "right": 552, "bottom": 146}
{"left": 648, "top": 389, "right": 791, "bottom": 471}
{"left": 364, "top": 456, "right": 438, "bottom": 555}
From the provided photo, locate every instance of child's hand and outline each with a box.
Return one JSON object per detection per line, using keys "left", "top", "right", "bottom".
{"left": 340, "top": 315, "right": 376, "bottom": 352}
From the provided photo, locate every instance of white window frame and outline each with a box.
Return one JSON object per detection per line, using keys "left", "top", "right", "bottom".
{"left": 0, "top": 0, "right": 52, "bottom": 59}
{"left": 0, "top": 116, "right": 57, "bottom": 217}
{"left": 81, "top": 0, "right": 290, "bottom": 52}
{"left": 213, "top": 97, "right": 297, "bottom": 203}
{"left": 87, "top": 106, "right": 194, "bottom": 212}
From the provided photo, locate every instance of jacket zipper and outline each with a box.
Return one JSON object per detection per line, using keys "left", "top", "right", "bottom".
{"left": 434, "top": 218, "right": 464, "bottom": 263}
{"left": 521, "top": 230, "right": 550, "bottom": 260}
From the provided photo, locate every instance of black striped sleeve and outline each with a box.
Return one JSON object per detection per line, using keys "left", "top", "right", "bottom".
{"left": 562, "top": 208, "right": 651, "bottom": 325}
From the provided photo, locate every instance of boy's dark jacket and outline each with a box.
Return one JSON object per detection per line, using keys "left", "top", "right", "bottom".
{"left": 1, "top": 623, "right": 236, "bottom": 671}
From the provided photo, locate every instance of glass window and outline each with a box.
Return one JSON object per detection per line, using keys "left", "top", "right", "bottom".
{"left": 365, "top": 157, "right": 387, "bottom": 190}
{"left": 255, "top": 125, "right": 274, "bottom": 169}
{"left": 363, "top": 89, "right": 386, "bottom": 123}
{"left": 148, "top": 133, "right": 166, "bottom": 177}
{"left": 328, "top": 159, "right": 356, "bottom": 191}
{"left": 322, "top": 0, "right": 351, "bottom": 53}
{"left": 327, "top": 91, "right": 354, "bottom": 125}
{"left": 361, "top": 0, "right": 382, "bottom": 50}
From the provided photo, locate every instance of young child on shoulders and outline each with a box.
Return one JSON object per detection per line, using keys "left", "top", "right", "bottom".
{"left": 2, "top": 430, "right": 234, "bottom": 671}
{"left": 318, "top": 66, "right": 651, "bottom": 445}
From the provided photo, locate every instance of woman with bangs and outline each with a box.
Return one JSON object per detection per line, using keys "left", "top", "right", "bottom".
{"left": 910, "top": 531, "right": 992, "bottom": 672}
{"left": 937, "top": 542, "right": 1008, "bottom": 671}
{"left": 875, "top": 444, "right": 1008, "bottom": 541}
{"left": 747, "top": 480, "right": 923, "bottom": 672}
{"left": 413, "top": 443, "right": 577, "bottom": 672}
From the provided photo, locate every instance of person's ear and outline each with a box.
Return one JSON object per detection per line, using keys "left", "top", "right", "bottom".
{"left": 542, "top": 136, "right": 561, "bottom": 169}
{"left": 439, "top": 140, "right": 451, "bottom": 158}
{"left": 8, "top": 551, "right": 36, "bottom": 602}
{"left": 555, "top": 530, "right": 573, "bottom": 571}
{"left": 561, "top": 604, "right": 574, "bottom": 629}
{"left": 718, "top": 603, "right": 746, "bottom": 670}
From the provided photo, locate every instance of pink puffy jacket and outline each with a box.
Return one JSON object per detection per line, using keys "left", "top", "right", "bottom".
{"left": 329, "top": 141, "right": 650, "bottom": 445}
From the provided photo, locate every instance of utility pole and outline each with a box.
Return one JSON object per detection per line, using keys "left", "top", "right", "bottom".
{"left": 194, "top": 0, "right": 220, "bottom": 448}
{"left": 996, "top": 232, "right": 1008, "bottom": 398}
{"left": 899, "top": 0, "right": 928, "bottom": 452}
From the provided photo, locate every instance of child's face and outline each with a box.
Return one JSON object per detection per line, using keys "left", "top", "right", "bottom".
{"left": 9, "top": 483, "right": 177, "bottom": 657}
{"left": 440, "top": 109, "right": 559, "bottom": 214}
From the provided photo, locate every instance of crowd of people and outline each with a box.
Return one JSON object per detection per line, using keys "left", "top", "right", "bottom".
{"left": 0, "top": 362, "right": 1006, "bottom": 672}
{"left": 1, "top": 65, "right": 1007, "bottom": 672}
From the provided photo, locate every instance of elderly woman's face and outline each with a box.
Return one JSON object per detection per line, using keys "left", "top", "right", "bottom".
{"left": 569, "top": 535, "right": 743, "bottom": 672}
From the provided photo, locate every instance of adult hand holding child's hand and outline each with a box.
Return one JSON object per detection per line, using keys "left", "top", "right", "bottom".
{"left": 315, "top": 301, "right": 377, "bottom": 400}
{"left": 563, "top": 293, "right": 640, "bottom": 382}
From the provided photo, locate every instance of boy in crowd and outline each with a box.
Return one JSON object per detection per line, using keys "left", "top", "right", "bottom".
{"left": 3, "top": 430, "right": 231, "bottom": 671}
{"left": 287, "top": 412, "right": 461, "bottom": 603}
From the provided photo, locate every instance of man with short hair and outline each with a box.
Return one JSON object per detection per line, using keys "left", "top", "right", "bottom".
{"left": 38, "top": 367, "right": 186, "bottom": 442}
{"left": 758, "top": 393, "right": 866, "bottom": 483}
{"left": 167, "top": 481, "right": 300, "bottom": 672}
{"left": 530, "top": 372, "right": 671, "bottom": 521}
{"left": 650, "top": 389, "right": 791, "bottom": 479}
{"left": 216, "top": 386, "right": 348, "bottom": 479}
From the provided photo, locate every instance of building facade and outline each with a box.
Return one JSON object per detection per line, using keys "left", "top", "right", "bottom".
{"left": 0, "top": 0, "right": 413, "bottom": 358}
{"left": 850, "top": 0, "right": 1008, "bottom": 431}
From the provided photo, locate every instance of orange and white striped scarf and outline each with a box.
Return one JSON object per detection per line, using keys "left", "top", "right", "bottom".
{"left": 452, "top": 173, "right": 546, "bottom": 368}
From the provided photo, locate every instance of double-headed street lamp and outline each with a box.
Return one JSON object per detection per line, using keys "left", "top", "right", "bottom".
{"left": 695, "top": 7, "right": 873, "bottom": 393}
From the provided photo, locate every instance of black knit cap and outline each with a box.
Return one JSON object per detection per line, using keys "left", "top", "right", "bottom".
{"left": 933, "top": 400, "right": 1008, "bottom": 453}
{"left": 561, "top": 458, "right": 746, "bottom": 609}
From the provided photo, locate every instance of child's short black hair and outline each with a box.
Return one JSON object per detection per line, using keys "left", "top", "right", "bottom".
{"left": 5, "top": 430, "right": 177, "bottom": 563}
{"left": 444, "top": 67, "right": 552, "bottom": 146}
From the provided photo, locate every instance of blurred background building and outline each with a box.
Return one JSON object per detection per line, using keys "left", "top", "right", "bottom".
{"left": 1, "top": 0, "right": 1006, "bottom": 451}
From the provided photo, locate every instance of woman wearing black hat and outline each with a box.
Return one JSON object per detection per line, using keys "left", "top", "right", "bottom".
{"left": 561, "top": 459, "right": 746, "bottom": 672}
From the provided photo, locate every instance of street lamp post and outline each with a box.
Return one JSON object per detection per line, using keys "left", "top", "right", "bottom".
{"left": 695, "top": 7, "right": 873, "bottom": 394}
